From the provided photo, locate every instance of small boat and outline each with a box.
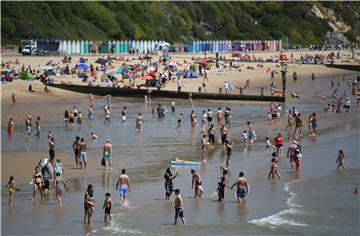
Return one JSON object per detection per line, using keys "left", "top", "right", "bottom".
{"left": 171, "top": 160, "right": 201, "bottom": 166}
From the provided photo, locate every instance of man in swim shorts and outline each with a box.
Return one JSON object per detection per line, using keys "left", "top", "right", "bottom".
{"left": 103, "top": 139, "right": 112, "bottom": 170}
{"left": 231, "top": 172, "right": 249, "bottom": 204}
{"left": 79, "top": 138, "right": 88, "bottom": 169}
{"left": 191, "top": 169, "right": 203, "bottom": 198}
{"left": 174, "top": 189, "right": 186, "bottom": 225}
{"left": 115, "top": 169, "right": 131, "bottom": 206}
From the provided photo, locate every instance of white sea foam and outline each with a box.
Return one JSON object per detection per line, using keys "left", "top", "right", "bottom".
{"left": 249, "top": 208, "right": 307, "bottom": 229}
{"left": 249, "top": 182, "right": 306, "bottom": 229}
{"left": 101, "top": 220, "right": 143, "bottom": 234}
{"left": 287, "top": 192, "right": 303, "bottom": 208}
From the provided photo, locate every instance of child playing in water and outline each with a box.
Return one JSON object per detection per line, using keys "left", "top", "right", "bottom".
{"left": 265, "top": 137, "right": 274, "bottom": 152}
{"left": 268, "top": 153, "right": 281, "bottom": 180}
{"left": 217, "top": 177, "right": 230, "bottom": 201}
{"left": 5, "top": 176, "right": 18, "bottom": 205}
{"left": 103, "top": 193, "right": 113, "bottom": 223}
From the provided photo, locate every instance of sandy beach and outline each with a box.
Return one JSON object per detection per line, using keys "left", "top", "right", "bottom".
{"left": 1, "top": 49, "right": 360, "bottom": 235}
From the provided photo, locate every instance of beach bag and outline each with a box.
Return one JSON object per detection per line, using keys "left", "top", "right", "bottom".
{"left": 101, "top": 157, "right": 105, "bottom": 166}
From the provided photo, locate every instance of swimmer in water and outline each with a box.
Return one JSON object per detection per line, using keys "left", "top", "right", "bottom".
{"left": 91, "top": 132, "right": 98, "bottom": 140}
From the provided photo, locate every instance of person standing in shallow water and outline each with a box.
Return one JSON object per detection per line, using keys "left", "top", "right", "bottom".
{"left": 48, "top": 137, "right": 56, "bottom": 165}
{"left": 164, "top": 168, "right": 179, "bottom": 200}
{"left": 191, "top": 169, "right": 203, "bottom": 198}
{"left": 174, "top": 189, "right": 186, "bottom": 225}
{"left": 7, "top": 118, "right": 14, "bottom": 137}
{"left": 231, "top": 172, "right": 249, "bottom": 204}
{"left": 116, "top": 169, "right": 131, "bottom": 205}
{"left": 84, "top": 184, "right": 93, "bottom": 224}
{"left": 103, "top": 139, "right": 112, "bottom": 170}
{"left": 336, "top": 150, "right": 345, "bottom": 170}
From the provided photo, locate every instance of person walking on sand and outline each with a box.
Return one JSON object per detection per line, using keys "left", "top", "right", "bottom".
{"left": 11, "top": 91, "right": 16, "bottom": 104}
{"left": 231, "top": 172, "right": 249, "bottom": 204}
{"left": 103, "top": 193, "right": 113, "bottom": 223}
{"left": 7, "top": 118, "right": 14, "bottom": 137}
{"left": 116, "top": 169, "right": 131, "bottom": 206}
{"left": 103, "top": 139, "right": 113, "bottom": 170}
{"left": 191, "top": 169, "right": 203, "bottom": 198}
{"left": 293, "top": 71, "right": 297, "bottom": 83}
{"left": 174, "top": 189, "right": 186, "bottom": 225}
{"left": 311, "top": 72, "right": 315, "bottom": 81}
{"left": 336, "top": 150, "right": 346, "bottom": 170}
{"left": 164, "top": 168, "right": 179, "bottom": 200}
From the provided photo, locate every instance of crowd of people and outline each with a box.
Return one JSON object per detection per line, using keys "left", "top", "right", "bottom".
{"left": 3, "top": 52, "right": 359, "bottom": 227}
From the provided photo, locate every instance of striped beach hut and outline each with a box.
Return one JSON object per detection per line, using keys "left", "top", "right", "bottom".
{"left": 80, "top": 40, "right": 85, "bottom": 54}
{"left": 65, "top": 40, "right": 71, "bottom": 55}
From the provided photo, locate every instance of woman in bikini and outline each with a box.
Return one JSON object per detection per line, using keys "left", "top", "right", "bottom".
{"left": 32, "top": 166, "right": 44, "bottom": 202}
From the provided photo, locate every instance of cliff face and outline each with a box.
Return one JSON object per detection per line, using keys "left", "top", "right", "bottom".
{"left": 1, "top": 1, "right": 359, "bottom": 45}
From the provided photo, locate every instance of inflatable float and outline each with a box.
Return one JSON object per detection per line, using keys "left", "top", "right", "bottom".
{"left": 171, "top": 160, "right": 201, "bottom": 166}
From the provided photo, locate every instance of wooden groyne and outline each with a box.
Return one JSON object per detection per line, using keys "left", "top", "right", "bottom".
{"left": 46, "top": 83, "right": 285, "bottom": 102}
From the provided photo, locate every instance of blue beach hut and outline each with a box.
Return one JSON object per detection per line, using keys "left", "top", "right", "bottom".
{"left": 115, "top": 41, "right": 120, "bottom": 54}
{"left": 80, "top": 41, "right": 85, "bottom": 54}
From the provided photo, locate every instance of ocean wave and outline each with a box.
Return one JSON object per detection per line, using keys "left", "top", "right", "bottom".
{"left": 287, "top": 192, "right": 303, "bottom": 208}
{"left": 249, "top": 208, "right": 307, "bottom": 229}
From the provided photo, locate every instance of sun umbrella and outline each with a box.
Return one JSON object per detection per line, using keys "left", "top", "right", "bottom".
{"left": 49, "top": 60, "right": 61, "bottom": 66}
{"left": 168, "top": 61, "right": 177, "bottom": 67}
{"left": 38, "top": 65, "right": 53, "bottom": 71}
{"left": 95, "top": 58, "right": 110, "bottom": 65}
{"left": 78, "top": 64, "right": 90, "bottom": 69}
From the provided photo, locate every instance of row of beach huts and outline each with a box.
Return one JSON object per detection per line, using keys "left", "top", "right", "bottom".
{"left": 20, "top": 39, "right": 282, "bottom": 55}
